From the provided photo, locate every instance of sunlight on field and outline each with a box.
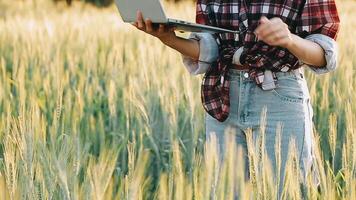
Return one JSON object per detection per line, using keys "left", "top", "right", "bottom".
{"left": 0, "top": 0, "right": 355, "bottom": 199}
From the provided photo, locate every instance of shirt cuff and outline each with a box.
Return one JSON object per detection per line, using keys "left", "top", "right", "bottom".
{"left": 181, "top": 32, "right": 219, "bottom": 75}
{"left": 303, "top": 34, "right": 338, "bottom": 74}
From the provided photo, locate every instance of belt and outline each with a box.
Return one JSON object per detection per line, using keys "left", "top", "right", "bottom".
{"left": 229, "top": 65, "right": 304, "bottom": 79}
{"left": 275, "top": 68, "right": 304, "bottom": 79}
{"left": 228, "top": 67, "right": 304, "bottom": 90}
{"left": 231, "top": 64, "right": 250, "bottom": 70}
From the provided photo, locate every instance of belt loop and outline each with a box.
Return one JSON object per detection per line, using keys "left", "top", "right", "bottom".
{"left": 261, "top": 70, "right": 277, "bottom": 90}
{"left": 294, "top": 68, "right": 304, "bottom": 79}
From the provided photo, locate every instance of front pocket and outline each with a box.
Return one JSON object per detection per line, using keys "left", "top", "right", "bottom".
{"left": 271, "top": 76, "right": 305, "bottom": 103}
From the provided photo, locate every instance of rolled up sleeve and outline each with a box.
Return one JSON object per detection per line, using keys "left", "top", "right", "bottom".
{"left": 303, "top": 34, "right": 339, "bottom": 74}
{"left": 181, "top": 32, "right": 219, "bottom": 75}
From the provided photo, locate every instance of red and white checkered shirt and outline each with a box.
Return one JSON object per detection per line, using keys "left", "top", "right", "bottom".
{"left": 197, "top": 0, "right": 340, "bottom": 122}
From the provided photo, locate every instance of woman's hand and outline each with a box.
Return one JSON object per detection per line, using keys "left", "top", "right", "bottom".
{"left": 254, "top": 16, "right": 294, "bottom": 49}
{"left": 130, "top": 11, "right": 200, "bottom": 62}
{"left": 131, "top": 11, "right": 177, "bottom": 44}
{"left": 254, "top": 16, "right": 327, "bottom": 67}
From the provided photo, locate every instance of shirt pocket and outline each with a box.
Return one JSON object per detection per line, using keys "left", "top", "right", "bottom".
{"left": 271, "top": 75, "right": 307, "bottom": 104}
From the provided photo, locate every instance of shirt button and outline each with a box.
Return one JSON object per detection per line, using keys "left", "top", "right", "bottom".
{"left": 244, "top": 72, "right": 249, "bottom": 78}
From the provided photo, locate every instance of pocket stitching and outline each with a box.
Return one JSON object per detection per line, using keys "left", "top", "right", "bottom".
{"left": 272, "top": 89, "right": 304, "bottom": 103}
{"left": 271, "top": 77, "right": 305, "bottom": 103}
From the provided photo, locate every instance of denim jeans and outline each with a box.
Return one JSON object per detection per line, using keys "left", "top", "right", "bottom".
{"left": 205, "top": 68, "right": 316, "bottom": 197}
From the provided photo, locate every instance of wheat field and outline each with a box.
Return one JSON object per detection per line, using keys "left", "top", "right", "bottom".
{"left": 0, "top": 0, "right": 355, "bottom": 199}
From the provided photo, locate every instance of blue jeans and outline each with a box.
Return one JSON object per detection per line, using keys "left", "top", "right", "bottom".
{"left": 205, "top": 68, "right": 316, "bottom": 196}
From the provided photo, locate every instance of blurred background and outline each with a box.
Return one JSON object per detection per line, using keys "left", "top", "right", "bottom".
{"left": 55, "top": 0, "right": 187, "bottom": 7}
{"left": 0, "top": 0, "right": 354, "bottom": 199}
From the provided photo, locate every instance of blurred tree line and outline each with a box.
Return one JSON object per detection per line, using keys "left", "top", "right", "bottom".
{"left": 54, "top": 0, "right": 188, "bottom": 7}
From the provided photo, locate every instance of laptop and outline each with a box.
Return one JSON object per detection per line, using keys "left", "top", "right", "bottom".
{"left": 114, "top": 0, "right": 238, "bottom": 34}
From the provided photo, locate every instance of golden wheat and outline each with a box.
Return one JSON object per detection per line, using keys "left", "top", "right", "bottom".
{"left": 0, "top": 0, "right": 355, "bottom": 199}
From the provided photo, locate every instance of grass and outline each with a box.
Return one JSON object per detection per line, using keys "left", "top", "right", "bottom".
{"left": 0, "top": 0, "right": 355, "bottom": 199}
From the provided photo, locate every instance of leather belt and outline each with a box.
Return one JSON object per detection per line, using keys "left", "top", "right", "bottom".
{"left": 230, "top": 64, "right": 304, "bottom": 78}
{"left": 231, "top": 64, "right": 250, "bottom": 70}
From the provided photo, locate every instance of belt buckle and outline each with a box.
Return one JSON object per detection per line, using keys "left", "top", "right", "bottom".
{"left": 261, "top": 70, "right": 277, "bottom": 90}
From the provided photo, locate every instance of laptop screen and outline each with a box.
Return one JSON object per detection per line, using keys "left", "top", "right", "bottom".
{"left": 115, "top": 0, "right": 168, "bottom": 23}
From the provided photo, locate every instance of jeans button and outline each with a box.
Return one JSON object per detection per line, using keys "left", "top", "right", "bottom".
{"left": 244, "top": 72, "right": 249, "bottom": 78}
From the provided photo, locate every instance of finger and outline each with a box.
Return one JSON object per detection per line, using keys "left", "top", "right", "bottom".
{"left": 168, "top": 26, "right": 176, "bottom": 32}
{"left": 137, "top": 10, "right": 145, "bottom": 30}
{"left": 257, "top": 18, "right": 286, "bottom": 39}
{"left": 258, "top": 25, "right": 282, "bottom": 39}
{"left": 259, "top": 19, "right": 289, "bottom": 42}
{"left": 255, "top": 23, "right": 268, "bottom": 37}
{"left": 260, "top": 27, "right": 284, "bottom": 41}
{"left": 158, "top": 24, "right": 165, "bottom": 33}
{"left": 256, "top": 17, "right": 285, "bottom": 38}
{"left": 268, "top": 18, "right": 288, "bottom": 32}
{"left": 131, "top": 22, "right": 138, "bottom": 28}
{"left": 255, "top": 16, "right": 271, "bottom": 34}
{"left": 269, "top": 17, "right": 284, "bottom": 25}
{"left": 145, "top": 18, "right": 153, "bottom": 33}
{"left": 259, "top": 16, "right": 270, "bottom": 24}
{"left": 264, "top": 28, "right": 287, "bottom": 41}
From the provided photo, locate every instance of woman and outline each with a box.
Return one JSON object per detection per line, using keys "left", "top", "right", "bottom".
{"left": 132, "top": 0, "right": 340, "bottom": 195}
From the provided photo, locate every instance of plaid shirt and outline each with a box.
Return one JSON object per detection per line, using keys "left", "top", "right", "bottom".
{"left": 197, "top": 0, "right": 340, "bottom": 122}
